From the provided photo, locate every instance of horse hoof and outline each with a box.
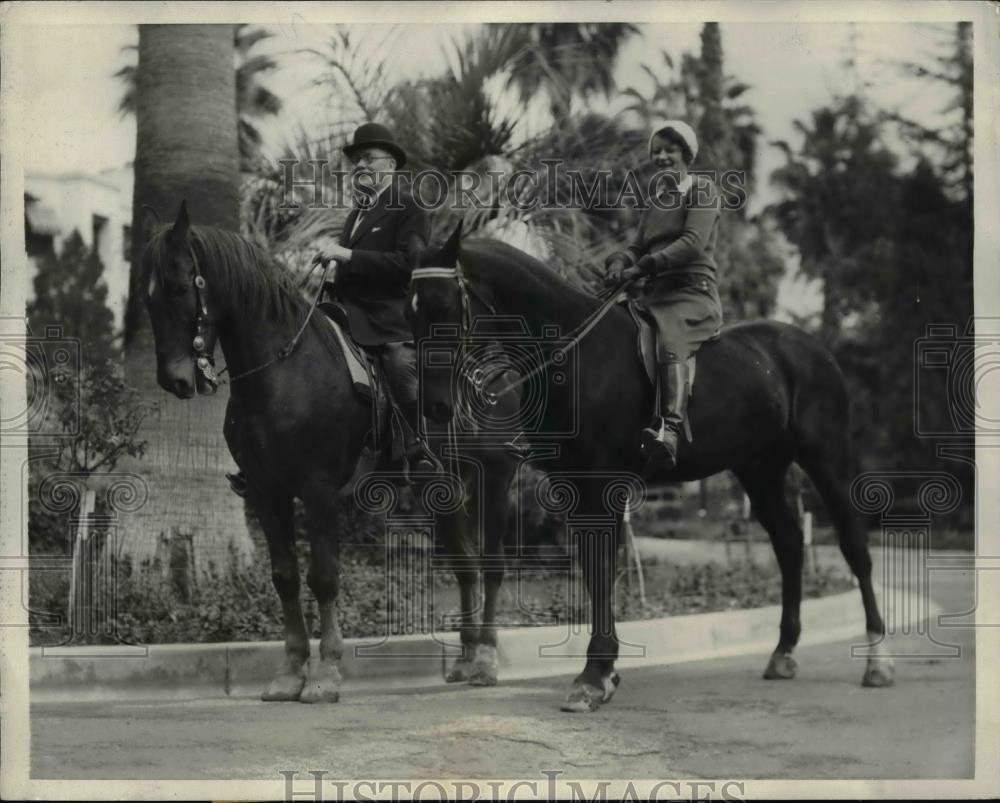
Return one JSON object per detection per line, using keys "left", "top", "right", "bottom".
{"left": 445, "top": 659, "right": 473, "bottom": 683}
{"left": 763, "top": 651, "right": 797, "bottom": 680}
{"left": 862, "top": 661, "right": 895, "bottom": 688}
{"left": 560, "top": 674, "right": 619, "bottom": 713}
{"left": 469, "top": 666, "right": 498, "bottom": 687}
{"left": 469, "top": 645, "right": 499, "bottom": 687}
{"left": 561, "top": 683, "right": 603, "bottom": 713}
{"left": 261, "top": 673, "right": 306, "bottom": 701}
{"left": 300, "top": 664, "right": 342, "bottom": 704}
{"left": 299, "top": 682, "right": 341, "bottom": 704}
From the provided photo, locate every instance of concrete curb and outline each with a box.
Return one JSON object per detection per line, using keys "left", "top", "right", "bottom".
{"left": 30, "top": 583, "right": 934, "bottom": 701}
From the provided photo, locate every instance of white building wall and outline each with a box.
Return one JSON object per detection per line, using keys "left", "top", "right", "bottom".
{"left": 25, "top": 169, "right": 132, "bottom": 334}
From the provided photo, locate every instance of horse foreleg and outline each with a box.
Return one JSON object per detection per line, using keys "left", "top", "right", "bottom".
{"left": 300, "top": 501, "right": 344, "bottom": 704}
{"left": 441, "top": 497, "right": 482, "bottom": 683}
{"left": 562, "top": 513, "right": 621, "bottom": 713}
{"left": 254, "top": 492, "right": 309, "bottom": 701}
{"left": 470, "top": 464, "right": 513, "bottom": 687}
{"left": 445, "top": 564, "right": 480, "bottom": 683}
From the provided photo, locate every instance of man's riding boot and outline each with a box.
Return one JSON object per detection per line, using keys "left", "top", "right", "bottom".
{"left": 503, "top": 431, "right": 532, "bottom": 458}
{"left": 640, "top": 359, "right": 688, "bottom": 469}
{"left": 226, "top": 471, "right": 248, "bottom": 498}
{"left": 400, "top": 401, "right": 443, "bottom": 478}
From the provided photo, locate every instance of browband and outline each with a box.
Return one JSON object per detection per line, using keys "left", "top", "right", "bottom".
{"left": 411, "top": 267, "right": 459, "bottom": 280}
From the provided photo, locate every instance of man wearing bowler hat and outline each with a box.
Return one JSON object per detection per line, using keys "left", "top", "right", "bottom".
{"left": 314, "top": 122, "right": 441, "bottom": 479}
{"left": 226, "top": 122, "right": 439, "bottom": 497}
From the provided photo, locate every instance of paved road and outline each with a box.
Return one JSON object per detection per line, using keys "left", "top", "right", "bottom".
{"left": 30, "top": 566, "right": 975, "bottom": 781}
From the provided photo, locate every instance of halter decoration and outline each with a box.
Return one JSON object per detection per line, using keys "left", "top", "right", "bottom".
{"left": 188, "top": 246, "right": 219, "bottom": 391}
{"left": 410, "top": 263, "right": 636, "bottom": 406}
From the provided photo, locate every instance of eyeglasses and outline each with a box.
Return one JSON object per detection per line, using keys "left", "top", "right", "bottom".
{"left": 354, "top": 153, "right": 393, "bottom": 167}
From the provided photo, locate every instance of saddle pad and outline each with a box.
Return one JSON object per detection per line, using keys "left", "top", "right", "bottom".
{"left": 622, "top": 298, "right": 699, "bottom": 391}
{"left": 321, "top": 311, "right": 373, "bottom": 402}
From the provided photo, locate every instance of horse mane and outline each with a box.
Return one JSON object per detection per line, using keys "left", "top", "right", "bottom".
{"left": 460, "top": 237, "right": 603, "bottom": 316}
{"left": 146, "top": 225, "right": 309, "bottom": 328}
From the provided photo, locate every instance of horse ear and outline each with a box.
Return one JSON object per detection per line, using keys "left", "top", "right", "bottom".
{"left": 438, "top": 220, "right": 463, "bottom": 267}
{"left": 168, "top": 199, "right": 191, "bottom": 243}
{"left": 140, "top": 204, "right": 161, "bottom": 240}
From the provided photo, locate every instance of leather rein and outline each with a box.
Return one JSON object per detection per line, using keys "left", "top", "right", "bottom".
{"left": 409, "top": 263, "right": 635, "bottom": 406}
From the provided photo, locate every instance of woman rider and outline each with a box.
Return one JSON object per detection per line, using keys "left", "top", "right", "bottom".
{"left": 605, "top": 120, "right": 723, "bottom": 469}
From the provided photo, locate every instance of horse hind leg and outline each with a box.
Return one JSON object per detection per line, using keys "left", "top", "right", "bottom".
{"left": 253, "top": 492, "right": 309, "bottom": 701}
{"left": 798, "top": 450, "right": 894, "bottom": 688}
{"left": 562, "top": 480, "right": 622, "bottom": 713}
{"left": 736, "top": 461, "right": 804, "bottom": 681}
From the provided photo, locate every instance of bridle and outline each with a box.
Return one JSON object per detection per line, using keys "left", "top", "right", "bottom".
{"left": 187, "top": 244, "right": 219, "bottom": 391}
{"left": 178, "top": 240, "right": 332, "bottom": 391}
{"left": 410, "top": 262, "right": 636, "bottom": 407}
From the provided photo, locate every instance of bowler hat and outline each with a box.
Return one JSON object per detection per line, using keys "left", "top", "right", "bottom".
{"left": 343, "top": 122, "right": 407, "bottom": 169}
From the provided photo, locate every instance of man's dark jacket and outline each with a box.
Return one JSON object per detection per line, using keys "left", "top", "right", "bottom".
{"left": 326, "top": 181, "right": 429, "bottom": 346}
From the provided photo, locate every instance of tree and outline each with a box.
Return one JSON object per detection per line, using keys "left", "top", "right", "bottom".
{"left": 121, "top": 24, "right": 254, "bottom": 575}
{"left": 303, "top": 23, "right": 639, "bottom": 276}
{"left": 28, "top": 357, "right": 154, "bottom": 641}
{"left": 504, "top": 23, "right": 639, "bottom": 119}
{"left": 884, "top": 22, "right": 972, "bottom": 204}
{"left": 769, "top": 95, "right": 901, "bottom": 344}
{"left": 115, "top": 25, "right": 282, "bottom": 172}
{"left": 27, "top": 231, "right": 117, "bottom": 364}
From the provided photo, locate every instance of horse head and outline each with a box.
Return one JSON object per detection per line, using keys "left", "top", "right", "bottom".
{"left": 142, "top": 200, "right": 220, "bottom": 399}
{"left": 408, "top": 220, "right": 467, "bottom": 424}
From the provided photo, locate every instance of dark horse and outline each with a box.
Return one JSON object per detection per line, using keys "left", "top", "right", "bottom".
{"left": 142, "top": 203, "right": 518, "bottom": 701}
{"left": 409, "top": 226, "right": 895, "bottom": 712}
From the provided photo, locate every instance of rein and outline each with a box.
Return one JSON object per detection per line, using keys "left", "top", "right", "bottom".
{"left": 410, "top": 264, "right": 636, "bottom": 406}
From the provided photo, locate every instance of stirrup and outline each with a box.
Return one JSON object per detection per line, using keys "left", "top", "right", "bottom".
{"left": 640, "top": 418, "right": 680, "bottom": 465}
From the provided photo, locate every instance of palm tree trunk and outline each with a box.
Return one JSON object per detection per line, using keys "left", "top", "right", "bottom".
{"left": 120, "top": 25, "right": 253, "bottom": 571}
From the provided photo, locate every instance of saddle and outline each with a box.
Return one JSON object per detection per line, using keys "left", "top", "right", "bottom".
{"left": 317, "top": 301, "right": 410, "bottom": 487}
{"left": 621, "top": 298, "right": 720, "bottom": 442}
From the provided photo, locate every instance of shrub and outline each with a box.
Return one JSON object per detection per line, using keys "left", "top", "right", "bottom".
{"left": 29, "top": 546, "right": 853, "bottom": 646}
